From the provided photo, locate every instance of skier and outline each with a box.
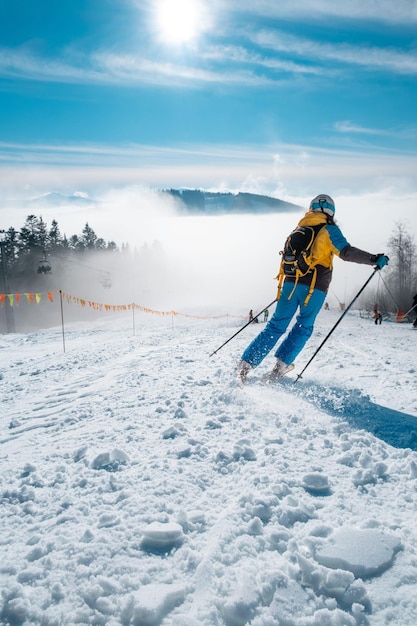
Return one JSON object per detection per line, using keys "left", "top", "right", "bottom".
{"left": 237, "top": 194, "right": 389, "bottom": 383}
{"left": 264, "top": 309, "right": 269, "bottom": 323}
{"left": 374, "top": 311, "right": 382, "bottom": 325}
{"left": 412, "top": 293, "right": 417, "bottom": 328}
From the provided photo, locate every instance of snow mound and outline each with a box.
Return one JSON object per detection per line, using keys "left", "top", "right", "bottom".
{"left": 140, "top": 521, "right": 185, "bottom": 551}
{"left": 302, "top": 472, "right": 331, "bottom": 495}
{"left": 90, "top": 448, "right": 129, "bottom": 471}
{"left": 314, "top": 527, "right": 402, "bottom": 578}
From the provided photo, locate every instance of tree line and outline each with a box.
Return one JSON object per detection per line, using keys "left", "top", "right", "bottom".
{"left": 0, "top": 214, "right": 123, "bottom": 292}
{"left": 0, "top": 214, "right": 171, "bottom": 332}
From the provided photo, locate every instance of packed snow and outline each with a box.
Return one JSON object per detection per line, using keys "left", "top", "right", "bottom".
{"left": 1, "top": 304, "right": 417, "bottom": 626}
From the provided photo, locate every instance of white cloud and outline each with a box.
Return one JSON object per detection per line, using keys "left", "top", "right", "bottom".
{"left": 253, "top": 30, "right": 417, "bottom": 75}
{"left": 334, "top": 121, "right": 417, "bottom": 141}
{"left": 0, "top": 46, "right": 105, "bottom": 84}
{"left": 334, "top": 121, "right": 391, "bottom": 136}
{"left": 0, "top": 45, "right": 275, "bottom": 88}
{"left": 226, "top": 0, "right": 417, "bottom": 24}
{"left": 0, "top": 0, "right": 415, "bottom": 93}
{"left": 201, "top": 44, "right": 326, "bottom": 76}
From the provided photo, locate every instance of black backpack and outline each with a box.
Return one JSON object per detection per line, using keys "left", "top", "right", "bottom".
{"left": 281, "top": 224, "right": 324, "bottom": 277}
{"left": 275, "top": 223, "right": 325, "bottom": 304}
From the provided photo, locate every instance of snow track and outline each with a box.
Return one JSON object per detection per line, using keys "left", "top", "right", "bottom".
{"left": 1, "top": 310, "right": 417, "bottom": 625}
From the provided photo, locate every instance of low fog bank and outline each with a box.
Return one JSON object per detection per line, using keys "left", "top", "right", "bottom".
{"left": 1, "top": 188, "right": 303, "bottom": 328}
{"left": 2, "top": 186, "right": 416, "bottom": 332}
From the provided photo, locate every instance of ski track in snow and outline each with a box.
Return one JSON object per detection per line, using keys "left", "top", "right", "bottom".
{"left": 1, "top": 310, "right": 417, "bottom": 626}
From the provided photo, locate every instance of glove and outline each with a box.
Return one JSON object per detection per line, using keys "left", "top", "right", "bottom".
{"left": 371, "top": 254, "right": 389, "bottom": 269}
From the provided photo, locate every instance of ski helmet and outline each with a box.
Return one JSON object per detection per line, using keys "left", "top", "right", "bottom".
{"left": 309, "top": 194, "right": 335, "bottom": 217}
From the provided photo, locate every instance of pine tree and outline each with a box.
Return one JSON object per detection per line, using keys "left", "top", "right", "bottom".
{"left": 82, "top": 223, "right": 98, "bottom": 250}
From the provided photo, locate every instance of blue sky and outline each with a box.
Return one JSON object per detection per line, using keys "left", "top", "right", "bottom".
{"left": 1, "top": 1, "right": 416, "bottom": 169}
{"left": 0, "top": 0, "right": 417, "bottom": 298}
{"left": 0, "top": 1, "right": 417, "bottom": 254}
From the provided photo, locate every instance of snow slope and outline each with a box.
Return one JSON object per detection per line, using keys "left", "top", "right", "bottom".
{"left": 1, "top": 307, "right": 417, "bottom": 626}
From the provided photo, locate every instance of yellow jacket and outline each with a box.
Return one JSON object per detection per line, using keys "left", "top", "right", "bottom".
{"left": 298, "top": 211, "right": 335, "bottom": 272}
{"left": 279, "top": 211, "right": 375, "bottom": 298}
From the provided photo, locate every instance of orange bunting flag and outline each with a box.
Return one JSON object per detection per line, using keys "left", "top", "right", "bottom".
{"left": 1, "top": 289, "right": 244, "bottom": 320}
{"left": 0, "top": 288, "right": 246, "bottom": 322}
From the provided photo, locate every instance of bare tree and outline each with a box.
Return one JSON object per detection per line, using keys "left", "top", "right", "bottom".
{"left": 386, "top": 221, "right": 417, "bottom": 310}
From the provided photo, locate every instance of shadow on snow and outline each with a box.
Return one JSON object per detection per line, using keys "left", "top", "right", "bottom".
{"left": 282, "top": 378, "right": 417, "bottom": 451}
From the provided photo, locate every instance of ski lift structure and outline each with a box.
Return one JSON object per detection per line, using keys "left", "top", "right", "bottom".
{"left": 36, "top": 249, "right": 112, "bottom": 288}
{"left": 377, "top": 273, "right": 410, "bottom": 323}
{"left": 100, "top": 271, "right": 112, "bottom": 289}
{"left": 37, "top": 250, "right": 52, "bottom": 275}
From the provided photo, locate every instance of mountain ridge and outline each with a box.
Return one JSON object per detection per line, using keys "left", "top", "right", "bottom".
{"left": 28, "top": 188, "right": 303, "bottom": 216}
{"left": 162, "top": 188, "right": 302, "bottom": 215}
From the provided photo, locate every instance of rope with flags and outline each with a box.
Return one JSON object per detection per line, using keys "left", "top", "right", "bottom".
{"left": 0, "top": 289, "right": 245, "bottom": 320}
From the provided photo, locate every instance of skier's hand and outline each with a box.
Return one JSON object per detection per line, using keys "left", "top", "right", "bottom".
{"left": 371, "top": 254, "right": 389, "bottom": 269}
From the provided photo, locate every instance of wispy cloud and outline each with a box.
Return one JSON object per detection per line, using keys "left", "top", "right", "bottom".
{"left": 0, "top": 140, "right": 280, "bottom": 169}
{"left": 201, "top": 44, "right": 327, "bottom": 76}
{"left": 0, "top": 45, "right": 279, "bottom": 88}
{"left": 252, "top": 30, "right": 417, "bottom": 75}
{"left": 0, "top": 46, "right": 108, "bottom": 84}
{"left": 334, "top": 121, "right": 392, "bottom": 136}
{"left": 1, "top": 0, "right": 416, "bottom": 93}
{"left": 94, "top": 50, "right": 274, "bottom": 86}
{"left": 226, "top": 0, "right": 417, "bottom": 25}
{"left": 334, "top": 121, "right": 417, "bottom": 139}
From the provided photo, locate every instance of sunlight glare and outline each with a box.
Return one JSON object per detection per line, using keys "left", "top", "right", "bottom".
{"left": 155, "top": 0, "right": 206, "bottom": 45}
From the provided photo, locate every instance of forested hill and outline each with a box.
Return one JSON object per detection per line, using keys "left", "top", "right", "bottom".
{"left": 27, "top": 189, "right": 302, "bottom": 216}
{"left": 162, "top": 189, "right": 302, "bottom": 215}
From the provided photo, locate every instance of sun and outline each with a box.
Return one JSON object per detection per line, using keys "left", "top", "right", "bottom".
{"left": 154, "top": 0, "right": 206, "bottom": 45}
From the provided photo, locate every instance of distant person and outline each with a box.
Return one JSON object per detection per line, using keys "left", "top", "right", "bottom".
{"left": 237, "top": 194, "right": 389, "bottom": 383}
{"left": 324, "top": 301, "right": 329, "bottom": 310}
{"left": 248, "top": 309, "right": 258, "bottom": 324}
{"left": 264, "top": 308, "right": 269, "bottom": 323}
{"left": 374, "top": 311, "right": 382, "bottom": 325}
{"left": 412, "top": 293, "right": 417, "bottom": 328}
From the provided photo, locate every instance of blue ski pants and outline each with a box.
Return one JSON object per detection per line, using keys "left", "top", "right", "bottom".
{"left": 241, "top": 281, "right": 326, "bottom": 368}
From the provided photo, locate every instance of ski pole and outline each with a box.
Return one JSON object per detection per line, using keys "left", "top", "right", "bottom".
{"left": 209, "top": 299, "right": 277, "bottom": 357}
{"left": 294, "top": 267, "right": 380, "bottom": 383}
